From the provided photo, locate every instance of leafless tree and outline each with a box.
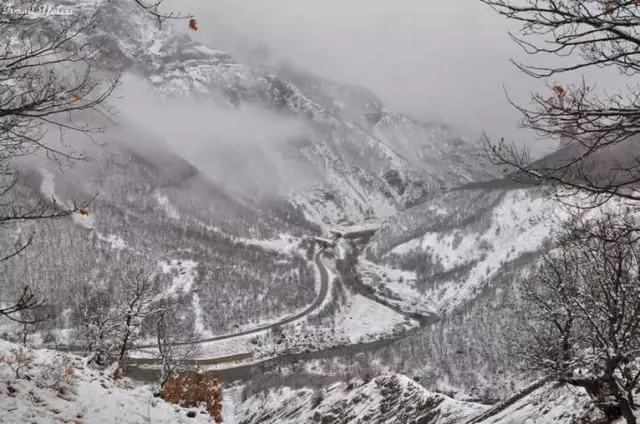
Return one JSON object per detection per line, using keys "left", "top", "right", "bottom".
{"left": 0, "top": 0, "right": 194, "bottom": 323}
{"left": 71, "top": 283, "right": 120, "bottom": 366}
{"left": 509, "top": 212, "right": 640, "bottom": 423}
{"left": 18, "top": 302, "right": 50, "bottom": 345}
{"left": 479, "top": 0, "right": 640, "bottom": 209}
{"left": 0, "top": 8, "right": 117, "bottom": 322}
{"left": 155, "top": 311, "right": 201, "bottom": 388}
{"left": 115, "top": 269, "right": 165, "bottom": 363}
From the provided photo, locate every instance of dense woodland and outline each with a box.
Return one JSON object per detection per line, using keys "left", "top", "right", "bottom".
{"left": 0, "top": 147, "right": 319, "bottom": 338}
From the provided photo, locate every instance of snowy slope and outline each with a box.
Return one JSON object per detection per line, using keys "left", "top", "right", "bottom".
{"left": 0, "top": 341, "right": 212, "bottom": 424}
{"left": 361, "top": 187, "right": 562, "bottom": 315}
{"left": 473, "top": 378, "right": 639, "bottom": 424}
{"left": 475, "top": 382, "right": 593, "bottom": 424}
{"left": 84, "top": 0, "right": 500, "bottom": 226}
{"left": 237, "top": 374, "right": 486, "bottom": 424}
{"left": 1, "top": 145, "right": 320, "bottom": 341}
{"left": 2, "top": 337, "right": 636, "bottom": 424}
{"left": 236, "top": 372, "right": 639, "bottom": 424}
{"left": 364, "top": 186, "right": 638, "bottom": 317}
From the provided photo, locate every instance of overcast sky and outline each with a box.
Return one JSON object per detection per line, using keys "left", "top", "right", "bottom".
{"left": 163, "top": 0, "right": 617, "bottom": 157}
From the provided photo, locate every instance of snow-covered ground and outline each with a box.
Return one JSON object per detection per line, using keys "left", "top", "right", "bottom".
{"left": 130, "top": 335, "right": 253, "bottom": 362}
{"left": 237, "top": 374, "right": 486, "bottom": 424}
{"left": 396, "top": 189, "right": 565, "bottom": 314}
{"left": 357, "top": 259, "right": 431, "bottom": 315}
{"left": 0, "top": 340, "right": 213, "bottom": 423}
{"left": 240, "top": 234, "right": 301, "bottom": 255}
{"left": 249, "top": 286, "right": 416, "bottom": 359}
{"left": 360, "top": 189, "right": 637, "bottom": 316}
{"left": 196, "top": 219, "right": 304, "bottom": 256}
{"left": 2, "top": 339, "right": 638, "bottom": 423}
{"left": 158, "top": 259, "right": 198, "bottom": 296}
{"left": 329, "top": 219, "right": 382, "bottom": 237}
{"left": 97, "top": 234, "right": 127, "bottom": 250}
{"left": 334, "top": 294, "right": 412, "bottom": 344}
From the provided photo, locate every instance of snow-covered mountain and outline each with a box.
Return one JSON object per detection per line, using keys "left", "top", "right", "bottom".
{"left": 0, "top": 0, "right": 504, "bottom": 345}
{"left": 362, "top": 186, "right": 560, "bottom": 316}
{"left": 5, "top": 1, "right": 632, "bottom": 422}
{"left": 237, "top": 374, "right": 485, "bottom": 424}
{"left": 234, "top": 372, "right": 619, "bottom": 424}
{"left": 0, "top": 138, "right": 320, "bottom": 339}
{"left": 87, "top": 0, "right": 501, "bottom": 226}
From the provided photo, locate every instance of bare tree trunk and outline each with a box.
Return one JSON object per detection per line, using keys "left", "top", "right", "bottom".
{"left": 618, "top": 397, "right": 637, "bottom": 424}
{"left": 609, "top": 376, "right": 638, "bottom": 424}
{"left": 154, "top": 312, "right": 201, "bottom": 389}
{"left": 156, "top": 316, "right": 171, "bottom": 388}
{"left": 21, "top": 323, "right": 28, "bottom": 346}
{"left": 118, "top": 313, "right": 133, "bottom": 362}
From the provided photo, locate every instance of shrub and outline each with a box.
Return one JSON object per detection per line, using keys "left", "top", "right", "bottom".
{"left": 3, "top": 347, "right": 33, "bottom": 379}
{"left": 40, "top": 355, "right": 75, "bottom": 389}
{"left": 112, "top": 357, "right": 130, "bottom": 380}
{"left": 159, "top": 371, "right": 222, "bottom": 423}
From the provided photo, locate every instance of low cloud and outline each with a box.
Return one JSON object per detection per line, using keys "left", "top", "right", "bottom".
{"left": 112, "top": 74, "right": 317, "bottom": 196}
{"left": 164, "top": 0, "right": 623, "bottom": 159}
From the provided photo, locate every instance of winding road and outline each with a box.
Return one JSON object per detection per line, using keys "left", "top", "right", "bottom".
{"left": 133, "top": 248, "right": 330, "bottom": 349}
{"left": 128, "top": 329, "right": 410, "bottom": 383}
{"left": 125, "top": 242, "right": 437, "bottom": 383}
{"left": 57, "top": 238, "right": 432, "bottom": 385}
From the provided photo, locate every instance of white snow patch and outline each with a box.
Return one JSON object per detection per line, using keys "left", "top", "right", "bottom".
{"left": 98, "top": 234, "right": 127, "bottom": 250}
{"left": 335, "top": 294, "right": 410, "bottom": 344}
{"left": 191, "top": 293, "right": 212, "bottom": 338}
{"left": 330, "top": 219, "right": 382, "bottom": 236}
{"left": 154, "top": 190, "right": 180, "bottom": 220}
{"left": 148, "top": 39, "right": 163, "bottom": 55}
{"left": 0, "top": 340, "right": 213, "bottom": 423}
{"left": 158, "top": 259, "right": 198, "bottom": 296}
{"left": 241, "top": 233, "right": 299, "bottom": 254}
{"left": 370, "top": 189, "right": 640, "bottom": 318}
{"left": 358, "top": 259, "right": 430, "bottom": 315}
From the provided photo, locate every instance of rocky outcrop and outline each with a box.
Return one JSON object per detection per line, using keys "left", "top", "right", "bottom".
{"left": 238, "top": 374, "right": 485, "bottom": 424}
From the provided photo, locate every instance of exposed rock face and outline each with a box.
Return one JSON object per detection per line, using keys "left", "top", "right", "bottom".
{"left": 237, "top": 375, "right": 485, "bottom": 424}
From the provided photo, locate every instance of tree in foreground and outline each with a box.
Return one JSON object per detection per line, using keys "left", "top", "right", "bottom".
{"left": 0, "top": 0, "right": 193, "bottom": 322}
{"left": 0, "top": 8, "right": 117, "bottom": 322}
{"left": 71, "top": 282, "right": 119, "bottom": 365}
{"left": 155, "top": 310, "right": 202, "bottom": 387}
{"left": 70, "top": 268, "right": 166, "bottom": 374}
{"left": 114, "top": 270, "right": 165, "bottom": 362}
{"left": 153, "top": 310, "right": 222, "bottom": 422}
{"left": 479, "top": 0, "right": 640, "bottom": 208}
{"left": 510, "top": 213, "right": 640, "bottom": 423}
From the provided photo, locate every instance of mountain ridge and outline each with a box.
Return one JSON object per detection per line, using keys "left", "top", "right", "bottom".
{"left": 88, "top": 0, "right": 502, "bottom": 226}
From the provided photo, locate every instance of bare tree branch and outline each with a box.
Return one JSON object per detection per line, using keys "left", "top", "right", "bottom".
{"left": 480, "top": 0, "right": 640, "bottom": 209}
{"left": 0, "top": 0, "right": 193, "bottom": 324}
{"left": 509, "top": 212, "right": 640, "bottom": 423}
